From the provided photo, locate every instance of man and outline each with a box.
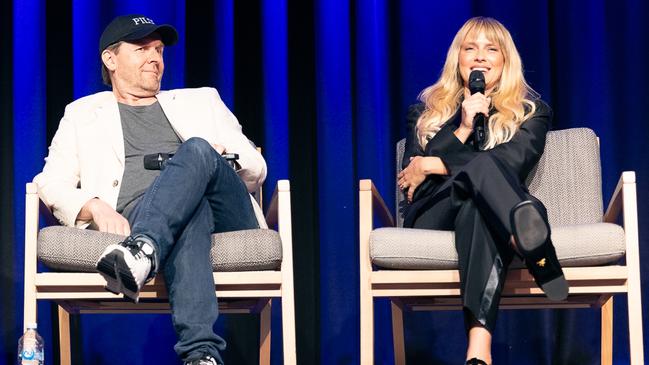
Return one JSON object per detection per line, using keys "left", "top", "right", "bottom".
{"left": 33, "top": 14, "right": 266, "bottom": 365}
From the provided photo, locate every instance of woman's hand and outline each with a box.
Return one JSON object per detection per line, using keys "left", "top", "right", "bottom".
{"left": 460, "top": 93, "right": 491, "bottom": 131}
{"left": 398, "top": 156, "right": 429, "bottom": 203}
{"left": 398, "top": 156, "right": 449, "bottom": 202}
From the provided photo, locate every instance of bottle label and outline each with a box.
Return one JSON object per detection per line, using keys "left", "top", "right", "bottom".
{"left": 20, "top": 348, "right": 43, "bottom": 360}
{"left": 20, "top": 359, "right": 42, "bottom": 365}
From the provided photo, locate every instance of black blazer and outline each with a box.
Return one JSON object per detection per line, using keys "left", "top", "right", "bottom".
{"left": 401, "top": 99, "right": 553, "bottom": 222}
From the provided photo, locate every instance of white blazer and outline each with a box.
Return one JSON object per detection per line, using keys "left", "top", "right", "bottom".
{"left": 34, "top": 87, "right": 268, "bottom": 229}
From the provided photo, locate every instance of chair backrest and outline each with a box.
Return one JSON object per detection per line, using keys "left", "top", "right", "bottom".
{"left": 395, "top": 128, "right": 603, "bottom": 228}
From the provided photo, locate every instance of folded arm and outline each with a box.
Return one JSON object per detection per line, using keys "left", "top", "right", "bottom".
{"left": 78, "top": 198, "right": 130, "bottom": 235}
{"left": 206, "top": 88, "right": 267, "bottom": 192}
{"left": 399, "top": 104, "right": 454, "bottom": 202}
{"left": 399, "top": 100, "right": 552, "bottom": 202}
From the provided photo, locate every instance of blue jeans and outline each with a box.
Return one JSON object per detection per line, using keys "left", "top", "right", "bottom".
{"left": 125, "top": 137, "right": 259, "bottom": 363}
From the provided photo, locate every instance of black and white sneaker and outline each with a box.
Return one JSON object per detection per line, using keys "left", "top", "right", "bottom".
{"left": 96, "top": 234, "right": 157, "bottom": 302}
{"left": 184, "top": 355, "right": 218, "bottom": 365}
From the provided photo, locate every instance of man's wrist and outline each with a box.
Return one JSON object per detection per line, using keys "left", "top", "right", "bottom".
{"left": 77, "top": 197, "right": 99, "bottom": 221}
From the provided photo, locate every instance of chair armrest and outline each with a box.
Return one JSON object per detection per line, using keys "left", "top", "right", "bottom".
{"left": 603, "top": 171, "right": 640, "bottom": 270}
{"left": 359, "top": 179, "right": 395, "bottom": 228}
{"left": 24, "top": 182, "right": 62, "bottom": 276}
{"left": 264, "top": 180, "right": 294, "bottom": 275}
{"left": 604, "top": 171, "right": 635, "bottom": 224}
{"left": 26, "top": 182, "right": 60, "bottom": 227}
{"left": 25, "top": 183, "right": 40, "bottom": 260}
{"left": 359, "top": 179, "right": 394, "bottom": 277}
{"left": 264, "top": 180, "right": 290, "bottom": 228}
{"left": 604, "top": 170, "right": 640, "bottom": 258}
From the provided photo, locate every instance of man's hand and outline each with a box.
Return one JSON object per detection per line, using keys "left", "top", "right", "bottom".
{"left": 211, "top": 143, "right": 226, "bottom": 155}
{"left": 78, "top": 198, "right": 131, "bottom": 235}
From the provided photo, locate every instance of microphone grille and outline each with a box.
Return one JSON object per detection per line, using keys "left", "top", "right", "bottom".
{"left": 469, "top": 70, "right": 486, "bottom": 94}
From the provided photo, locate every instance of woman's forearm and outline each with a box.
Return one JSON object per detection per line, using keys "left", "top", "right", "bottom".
{"left": 454, "top": 125, "right": 473, "bottom": 144}
{"left": 422, "top": 156, "right": 449, "bottom": 175}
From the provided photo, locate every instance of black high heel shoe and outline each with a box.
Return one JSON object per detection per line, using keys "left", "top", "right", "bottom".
{"left": 465, "top": 358, "right": 488, "bottom": 365}
{"left": 510, "top": 200, "right": 568, "bottom": 301}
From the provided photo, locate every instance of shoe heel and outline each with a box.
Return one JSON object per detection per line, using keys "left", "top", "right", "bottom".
{"left": 120, "top": 287, "right": 140, "bottom": 303}
{"left": 466, "top": 358, "right": 489, "bottom": 365}
{"left": 541, "top": 275, "right": 569, "bottom": 301}
{"left": 97, "top": 252, "right": 121, "bottom": 294}
{"left": 114, "top": 257, "right": 141, "bottom": 302}
{"left": 104, "top": 279, "right": 121, "bottom": 295}
{"left": 511, "top": 200, "right": 568, "bottom": 301}
{"left": 96, "top": 249, "right": 141, "bottom": 302}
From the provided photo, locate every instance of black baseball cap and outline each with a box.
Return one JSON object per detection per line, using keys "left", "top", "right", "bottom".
{"left": 99, "top": 14, "right": 178, "bottom": 53}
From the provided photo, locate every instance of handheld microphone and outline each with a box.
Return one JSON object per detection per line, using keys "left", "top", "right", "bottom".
{"left": 468, "top": 70, "right": 486, "bottom": 150}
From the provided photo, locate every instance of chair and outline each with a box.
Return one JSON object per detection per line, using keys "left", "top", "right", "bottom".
{"left": 24, "top": 178, "right": 296, "bottom": 365}
{"left": 359, "top": 128, "right": 644, "bottom": 364}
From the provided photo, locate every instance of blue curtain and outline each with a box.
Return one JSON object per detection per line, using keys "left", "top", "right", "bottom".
{"left": 2, "top": 0, "right": 648, "bottom": 364}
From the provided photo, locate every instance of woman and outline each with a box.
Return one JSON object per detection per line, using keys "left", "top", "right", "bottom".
{"left": 397, "top": 17, "right": 567, "bottom": 365}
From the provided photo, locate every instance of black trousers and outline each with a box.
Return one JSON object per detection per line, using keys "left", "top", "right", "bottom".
{"left": 409, "top": 153, "right": 547, "bottom": 332}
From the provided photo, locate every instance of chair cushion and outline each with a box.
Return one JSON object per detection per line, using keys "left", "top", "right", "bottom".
{"left": 370, "top": 223, "right": 625, "bottom": 270}
{"left": 525, "top": 128, "right": 604, "bottom": 227}
{"left": 37, "top": 226, "right": 282, "bottom": 272}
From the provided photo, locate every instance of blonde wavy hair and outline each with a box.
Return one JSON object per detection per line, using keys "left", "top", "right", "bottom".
{"left": 416, "top": 17, "right": 538, "bottom": 149}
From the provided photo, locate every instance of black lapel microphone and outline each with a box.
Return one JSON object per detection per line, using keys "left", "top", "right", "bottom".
{"left": 468, "top": 70, "right": 486, "bottom": 151}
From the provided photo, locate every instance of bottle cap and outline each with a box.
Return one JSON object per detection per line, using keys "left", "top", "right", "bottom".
{"left": 26, "top": 322, "right": 38, "bottom": 329}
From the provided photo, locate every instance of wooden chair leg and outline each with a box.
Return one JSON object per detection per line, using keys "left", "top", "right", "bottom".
{"left": 391, "top": 300, "right": 406, "bottom": 365}
{"left": 360, "top": 286, "right": 374, "bottom": 364}
{"left": 22, "top": 288, "right": 37, "bottom": 333}
{"left": 628, "top": 283, "right": 645, "bottom": 365}
{"left": 259, "top": 299, "right": 271, "bottom": 365}
{"left": 600, "top": 296, "right": 613, "bottom": 365}
{"left": 58, "top": 306, "right": 72, "bottom": 365}
{"left": 280, "top": 289, "right": 297, "bottom": 365}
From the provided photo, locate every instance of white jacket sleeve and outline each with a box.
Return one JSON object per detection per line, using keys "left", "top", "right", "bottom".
{"left": 207, "top": 88, "right": 267, "bottom": 192}
{"left": 33, "top": 107, "right": 94, "bottom": 227}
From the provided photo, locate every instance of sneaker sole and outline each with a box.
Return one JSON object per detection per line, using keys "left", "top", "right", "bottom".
{"left": 96, "top": 248, "right": 141, "bottom": 302}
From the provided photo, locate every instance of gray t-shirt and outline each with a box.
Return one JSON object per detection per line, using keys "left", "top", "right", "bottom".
{"left": 116, "top": 101, "right": 181, "bottom": 218}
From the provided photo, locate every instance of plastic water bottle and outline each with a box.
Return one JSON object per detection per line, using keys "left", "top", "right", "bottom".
{"left": 17, "top": 323, "right": 44, "bottom": 365}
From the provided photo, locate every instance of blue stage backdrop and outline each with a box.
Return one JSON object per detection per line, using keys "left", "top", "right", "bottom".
{"left": 1, "top": 0, "right": 648, "bottom": 364}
